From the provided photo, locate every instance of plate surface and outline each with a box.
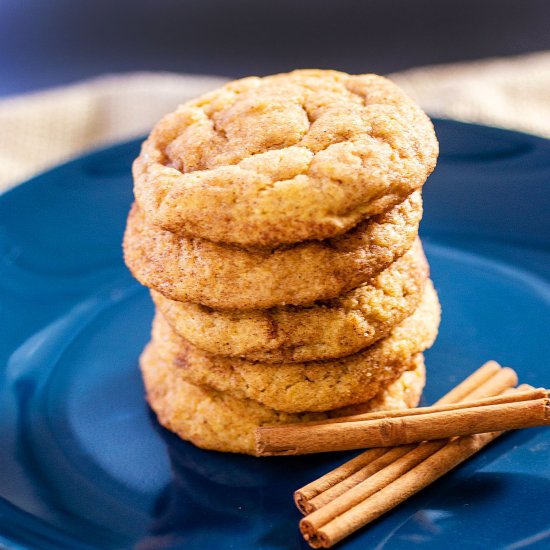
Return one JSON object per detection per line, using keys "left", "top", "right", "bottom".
{"left": 0, "top": 120, "right": 549, "bottom": 550}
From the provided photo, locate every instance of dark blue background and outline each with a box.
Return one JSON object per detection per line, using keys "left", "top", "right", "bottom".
{"left": 1, "top": 0, "right": 550, "bottom": 96}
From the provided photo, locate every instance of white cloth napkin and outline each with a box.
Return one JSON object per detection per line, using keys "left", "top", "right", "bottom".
{"left": 1, "top": 51, "right": 550, "bottom": 193}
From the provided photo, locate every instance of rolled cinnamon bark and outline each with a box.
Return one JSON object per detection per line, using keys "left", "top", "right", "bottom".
{"left": 300, "top": 384, "right": 535, "bottom": 548}
{"left": 294, "top": 361, "right": 513, "bottom": 514}
{"left": 303, "top": 432, "right": 501, "bottom": 548}
{"left": 256, "top": 388, "right": 548, "bottom": 456}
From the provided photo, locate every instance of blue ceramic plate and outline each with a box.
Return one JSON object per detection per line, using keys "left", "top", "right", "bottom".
{"left": 0, "top": 120, "right": 549, "bottom": 550}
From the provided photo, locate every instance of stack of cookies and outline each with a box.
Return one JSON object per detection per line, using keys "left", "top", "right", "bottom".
{"left": 124, "top": 70, "right": 440, "bottom": 456}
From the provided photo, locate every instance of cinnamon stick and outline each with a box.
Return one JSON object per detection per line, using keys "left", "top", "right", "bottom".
{"left": 256, "top": 389, "right": 549, "bottom": 456}
{"left": 303, "top": 432, "right": 500, "bottom": 548}
{"left": 300, "top": 440, "right": 448, "bottom": 542}
{"left": 458, "top": 366, "right": 518, "bottom": 401}
{"left": 435, "top": 360, "right": 501, "bottom": 405}
{"left": 294, "top": 361, "right": 514, "bottom": 514}
{"left": 289, "top": 387, "right": 545, "bottom": 428}
{"left": 305, "top": 445, "right": 417, "bottom": 513}
{"left": 293, "top": 448, "right": 389, "bottom": 515}
{"left": 300, "top": 384, "right": 535, "bottom": 548}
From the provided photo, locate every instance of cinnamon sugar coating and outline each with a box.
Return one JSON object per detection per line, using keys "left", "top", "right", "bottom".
{"left": 123, "top": 192, "right": 422, "bottom": 309}
{"left": 133, "top": 70, "right": 437, "bottom": 247}
{"left": 153, "top": 239, "right": 429, "bottom": 362}
{"left": 148, "top": 281, "right": 439, "bottom": 413}
{"left": 141, "top": 346, "right": 425, "bottom": 455}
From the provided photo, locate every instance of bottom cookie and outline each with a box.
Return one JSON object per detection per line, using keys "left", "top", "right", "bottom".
{"left": 140, "top": 346, "right": 426, "bottom": 456}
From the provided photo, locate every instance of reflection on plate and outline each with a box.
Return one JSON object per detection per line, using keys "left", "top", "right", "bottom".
{"left": 0, "top": 120, "right": 549, "bottom": 549}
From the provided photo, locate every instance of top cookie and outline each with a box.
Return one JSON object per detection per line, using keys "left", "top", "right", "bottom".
{"left": 134, "top": 69, "right": 438, "bottom": 247}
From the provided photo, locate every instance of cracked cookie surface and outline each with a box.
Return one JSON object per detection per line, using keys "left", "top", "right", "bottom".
{"left": 153, "top": 239, "right": 428, "bottom": 362}
{"left": 124, "top": 192, "right": 422, "bottom": 309}
{"left": 141, "top": 345, "right": 425, "bottom": 455}
{"left": 133, "top": 69, "right": 437, "bottom": 247}
{"left": 149, "top": 281, "right": 439, "bottom": 413}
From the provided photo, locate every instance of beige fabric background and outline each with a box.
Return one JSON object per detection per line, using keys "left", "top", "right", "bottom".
{"left": 1, "top": 51, "right": 550, "bottom": 193}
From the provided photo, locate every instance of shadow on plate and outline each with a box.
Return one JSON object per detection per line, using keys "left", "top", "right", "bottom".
{"left": 135, "top": 410, "right": 359, "bottom": 549}
{"left": 137, "top": 415, "right": 549, "bottom": 550}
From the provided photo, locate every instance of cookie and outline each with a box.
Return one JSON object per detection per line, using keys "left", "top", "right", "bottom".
{"left": 153, "top": 239, "right": 429, "bottom": 362}
{"left": 123, "top": 192, "right": 422, "bottom": 310}
{"left": 133, "top": 69, "right": 437, "bottom": 247}
{"left": 149, "top": 281, "right": 439, "bottom": 413}
{"left": 141, "top": 345, "right": 426, "bottom": 455}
